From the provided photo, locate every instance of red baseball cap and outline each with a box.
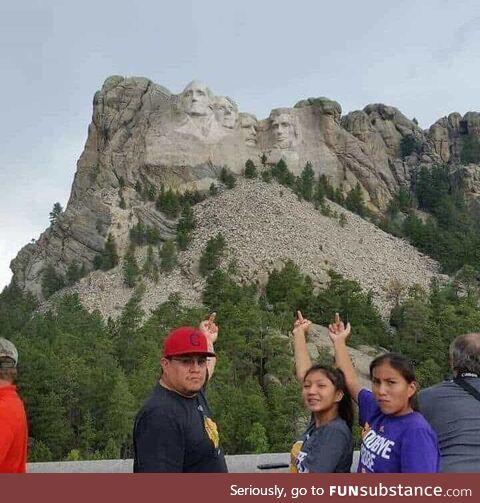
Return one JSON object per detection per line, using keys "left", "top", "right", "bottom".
{"left": 163, "top": 326, "right": 215, "bottom": 358}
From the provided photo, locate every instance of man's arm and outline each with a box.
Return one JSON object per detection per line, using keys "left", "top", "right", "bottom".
{"left": 134, "top": 409, "right": 184, "bottom": 472}
{"left": 199, "top": 313, "right": 218, "bottom": 379}
{"left": 0, "top": 415, "right": 15, "bottom": 464}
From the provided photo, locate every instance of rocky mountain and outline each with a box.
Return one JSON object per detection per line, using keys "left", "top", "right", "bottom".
{"left": 9, "top": 75, "right": 480, "bottom": 305}
{"left": 49, "top": 179, "right": 441, "bottom": 319}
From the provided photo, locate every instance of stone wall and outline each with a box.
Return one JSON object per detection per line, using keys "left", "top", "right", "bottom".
{"left": 28, "top": 452, "right": 360, "bottom": 473}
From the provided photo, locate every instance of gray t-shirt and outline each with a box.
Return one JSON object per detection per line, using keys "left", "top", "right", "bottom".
{"left": 419, "top": 378, "right": 480, "bottom": 473}
{"left": 290, "top": 417, "right": 353, "bottom": 473}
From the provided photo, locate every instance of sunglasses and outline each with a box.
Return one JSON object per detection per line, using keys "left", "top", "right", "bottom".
{"left": 169, "top": 356, "right": 208, "bottom": 367}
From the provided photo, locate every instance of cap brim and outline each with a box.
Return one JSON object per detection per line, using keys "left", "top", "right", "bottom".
{"left": 165, "top": 350, "right": 216, "bottom": 358}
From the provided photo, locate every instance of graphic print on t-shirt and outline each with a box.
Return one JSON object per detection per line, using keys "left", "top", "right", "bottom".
{"left": 203, "top": 416, "right": 220, "bottom": 448}
{"left": 359, "top": 423, "right": 396, "bottom": 472}
{"left": 290, "top": 440, "right": 308, "bottom": 473}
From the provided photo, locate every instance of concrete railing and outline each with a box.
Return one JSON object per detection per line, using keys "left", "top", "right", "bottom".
{"left": 28, "top": 452, "right": 360, "bottom": 473}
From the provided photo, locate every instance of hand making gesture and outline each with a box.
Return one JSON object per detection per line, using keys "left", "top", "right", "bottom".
{"left": 199, "top": 312, "right": 218, "bottom": 345}
{"left": 327, "top": 312, "right": 351, "bottom": 344}
{"left": 293, "top": 310, "right": 312, "bottom": 336}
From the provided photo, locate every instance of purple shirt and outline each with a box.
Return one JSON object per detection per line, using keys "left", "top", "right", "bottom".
{"left": 357, "top": 389, "right": 440, "bottom": 473}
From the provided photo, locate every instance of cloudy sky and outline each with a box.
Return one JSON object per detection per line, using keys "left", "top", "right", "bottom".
{"left": 1, "top": 0, "right": 480, "bottom": 289}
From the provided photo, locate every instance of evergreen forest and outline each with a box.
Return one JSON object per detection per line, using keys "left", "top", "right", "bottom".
{"left": 3, "top": 158, "right": 480, "bottom": 461}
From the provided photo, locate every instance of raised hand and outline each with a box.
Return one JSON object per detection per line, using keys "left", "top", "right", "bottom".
{"left": 199, "top": 312, "right": 218, "bottom": 344}
{"left": 293, "top": 310, "right": 312, "bottom": 334}
{"left": 327, "top": 312, "right": 351, "bottom": 343}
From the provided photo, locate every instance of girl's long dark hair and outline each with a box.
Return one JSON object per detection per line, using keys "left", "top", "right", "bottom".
{"left": 304, "top": 364, "right": 354, "bottom": 430}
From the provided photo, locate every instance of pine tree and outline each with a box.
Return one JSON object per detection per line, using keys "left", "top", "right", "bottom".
{"left": 41, "top": 264, "right": 66, "bottom": 298}
{"left": 271, "top": 159, "right": 295, "bottom": 187}
{"left": 244, "top": 159, "right": 257, "bottom": 179}
{"left": 0, "top": 282, "right": 37, "bottom": 340}
{"left": 123, "top": 245, "right": 139, "bottom": 288}
{"left": 245, "top": 422, "right": 269, "bottom": 454}
{"left": 220, "top": 167, "right": 236, "bottom": 189}
{"left": 159, "top": 240, "right": 177, "bottom": 273}
{"left": 345, "top": 183, "right": 366, "bottom": 216}
{"left": 199, "top": 233, "right": 226, "bottom": 277}
{"left": 298, "top": 162, "right": 315, "bottom": 201}
{"left": 143, "top": 245, "right": 159, "bottom": 281}
{"left": 179, "top": 189, "right": 204, "bottom": 207}
{"left": 461, "top": 136, "right": 480, "bottom": 164}
{"left": 79, "top": 410, "right": 95, "bottom": 456}
{"left": 176, "top": 204, "right": 196, "bottom": 251}
{"left": 49, "top": 202, "right": 63, "bottom": 226}
{"left": 156, "top": 188, "right": 181, "bottom": 218}
{"left": 400, "top": 135, "right": 422, "bottom": 158}
{"left": 66, "top": 262, "right": 85, "bottom": 285}
{"left": 334, "top": 187, "right": 345, "bottom": 206}
{"left": 29, "top": 440, "right": 53, "bottom": 462}
{"left": 261, "top": 170, "right": 272, "bottom": 183}
{"left": 94, "top": 234, "right": 119, "bottom": 271}
{"left": 101, "top": 373, "right": 135, "bottom": 450}
{"left": 147, "top": 184, "right": 156, "bottom": 202}
{"left": 130, "top": 222, "right": 146, "bottom": 246}
{"left": 145, "top": 226, "right": 161, "bottom": 245}
{"left": 105, "top": 234, "right": 119, "bottom": 269}
{"left": 209, "top": 183, "right": 219, "bottom": 196}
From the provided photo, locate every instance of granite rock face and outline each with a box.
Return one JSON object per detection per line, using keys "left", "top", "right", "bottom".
{"left": 9, "top": 75, "right": 480, "bottom": 299}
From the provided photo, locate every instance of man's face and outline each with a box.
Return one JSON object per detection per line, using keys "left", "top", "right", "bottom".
{"left": 161, "top": 354, "right": 208, "bottom": 395}
{"left": 240, "top": 114, "right": 257, "bottom": 146}
{"left": 271, "top": 113, "right": 295, "bottom": 148}
{"left": 216, "top": 98, "right": 237, "bottom": 129}
{"left": 182, "top": 82, "right": 211, "bottom": 116}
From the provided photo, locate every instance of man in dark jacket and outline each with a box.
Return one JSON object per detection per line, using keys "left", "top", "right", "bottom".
{"left": 133, "top": 314, "right": 227, "bottom": 472}
{"left": 419, "top": 333, "right": 480, "bottom": 472}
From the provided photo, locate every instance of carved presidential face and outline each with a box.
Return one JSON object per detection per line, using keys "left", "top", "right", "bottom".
{"left": 182, "top": 80, "right": 212, "bottom": 117}
{"left": 239, "top": 113, "right": 258, "bottom": 146}
{"left": 214, "top": 97, "right": 238, "bottom": 129}
{"left": 270, "top": 111, "right": 296, "bottom": 149}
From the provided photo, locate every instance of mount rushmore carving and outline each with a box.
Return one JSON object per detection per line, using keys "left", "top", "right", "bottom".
{"left": 9, "top": 75, "right": 480, "bottom": 298}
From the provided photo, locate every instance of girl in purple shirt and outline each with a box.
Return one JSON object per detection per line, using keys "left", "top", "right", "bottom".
{"left": 328, "top": 314, "right": 440, "bottom": 473}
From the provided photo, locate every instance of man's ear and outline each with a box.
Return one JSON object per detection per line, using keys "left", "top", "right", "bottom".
{"left": 160, "top": 357, "right": 169, "bottom": 372}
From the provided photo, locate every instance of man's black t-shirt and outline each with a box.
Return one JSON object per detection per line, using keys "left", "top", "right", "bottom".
{"left": 133, "top": 383, "right": 228, "bottom": 472}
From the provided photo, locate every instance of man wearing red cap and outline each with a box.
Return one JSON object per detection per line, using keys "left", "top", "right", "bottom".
{"left": 133, "top": 314, "right": 227, "bottom": 472}
{"left": 0, "top": 338, "right": 28, "bottom": 473}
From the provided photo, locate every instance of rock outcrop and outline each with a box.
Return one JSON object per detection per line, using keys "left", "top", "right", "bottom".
{"left": 9, "top": 75, "right": 480, "bottom": 300}
{"left": 51, "top": 179, "right": 443, "bottom": 319}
